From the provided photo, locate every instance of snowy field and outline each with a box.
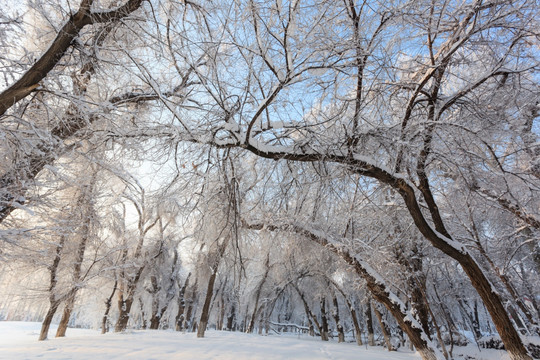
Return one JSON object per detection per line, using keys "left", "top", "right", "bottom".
{"left": 0, "top": 322, "right": 514, "bottom": 360}
{"left": 0, "top": 321, "right": 422, "bottom": 360}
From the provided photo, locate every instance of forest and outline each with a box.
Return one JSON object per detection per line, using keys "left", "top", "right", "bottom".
{"left": 0, "top": 0, "right": 538, "bottom": 359}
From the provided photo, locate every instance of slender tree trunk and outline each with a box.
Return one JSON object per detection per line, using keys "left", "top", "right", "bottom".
{"left": 55, "top": 293, "right": 76, "bottom": 337}
{"left": 39, "top": 235, "right": 67, "bottom": 341}
{"left": 139, "top": 298, "right": 147, "bottom": 329}
{"left": 350, "top": 305, "right": 363, "bottom": 346}
{"left": 320, "top": 298, "right": 329, "bottom": 341}
{"left": 365, "top": 302, "right": 375, "bottom": 346}
{"left": 197, "top": 271, "right": 217, "bottom": 338}
{"left": 56, "top": 179, "right": 94, "bottom": 338}
{"left": 102, "top": 280, "right": 117, "bottom": 334}
{"left": 374, "top": 306, "right": 395, "bottom": 351}
{"left": 114, "top": 263, "right": 145, "bottom": 332}
{"left": 175, "top": 275, "right": 190, "bottom": 331}
{"left": 331, "top": 294, "right": 345, "bottom": 343}
{"left": 217, "top": 296, "right": 225, "bottom": 331}
{"left": 185, "top": 299, "right": 195, "bottom": 332}
{"left": 226, "top": 303, "right": 235, "bottom": 331}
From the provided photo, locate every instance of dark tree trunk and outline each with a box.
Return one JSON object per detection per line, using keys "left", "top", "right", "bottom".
{"left": 331, "top": 294, "right": 345, "bottom": 343}
{"left": 473, "top": 300, "right": 482, "bottom": 340}
{"left": 102, "top": 280, "right": 117, "bottom": 334}
{"left": 115, "top": 296, "right": 134, "bottom": 332}
{"left": 197, "top": 271, "right": 217, "bottom": 338}
{"left": 320, "top": 298, "right": 329, "bottom": 341}
{"left": 365, "top": 301, "right": 375, "bottom": 346}
{"left": 175, "top": 274, "right": 191, "bottom": 331}
{"left": 139, "top": 298, "right": 147, "bottom": 330}
{"left": 226, "top": 303, "right": 236, "bottom": 331}
{"left": 39, "top": 235, "right": 67, "bottom": 341}
{"left": 149, "top": 313, "right": 161, "bottom": 330}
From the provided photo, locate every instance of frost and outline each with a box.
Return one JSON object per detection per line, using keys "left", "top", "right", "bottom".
{"left": 307, "top": 67, "right": 328, "bottom": 76}
{"left": 223, "top": 121, "right": 240, "bottom": 132}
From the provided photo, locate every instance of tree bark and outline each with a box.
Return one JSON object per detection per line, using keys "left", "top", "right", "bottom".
{"left": 102, "top": 280, "right": 117, "bottom": 334}
{"left": 331, "top": 294, "right": 345, "bottom": 343}
{"left": 115, "top": 296, "right": 134, "bottom": 332}
{"left": 365, "top": 302, "right": 375, "bottom": 346}
{"left": 39, "top": 301, "right": 62, "bottom": 341}
{"left": 175, "top": 274, "right": 191, "bottom": 331}
{"left": 226, "top": 303, "right": 236, "bottom": 331}
{"left": 320, "top": 298, "right": 329, "bottom": 341}
{"left": 197, "top": 271, "right": 217, "bottom": 338}
{"left": 374, "top": 306, "right": 395, "bottom": 351}
{"left": 55, "top": 294, "right": 75, "bottom": 338}
{"left": 39, "top": 234, "right": 67, "bottom": 341}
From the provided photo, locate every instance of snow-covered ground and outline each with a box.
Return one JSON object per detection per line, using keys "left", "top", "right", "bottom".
{"left": 0, "top": 321, "right": 515, "bottom": 360}
{"left": 0, "top": 321, "right": 421, "bottom": 360}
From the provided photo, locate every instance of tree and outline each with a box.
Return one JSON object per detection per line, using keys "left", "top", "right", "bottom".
{"left": 150, "top": 1, "right": 537, "bottom": 358}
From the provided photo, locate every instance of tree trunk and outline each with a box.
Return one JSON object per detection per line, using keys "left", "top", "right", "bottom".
{"left": 149, "top": 312, "right": 161, "bottom": 330}
{"left": 365, "top": 302, "right": 375, "bottom": 346}
{"left": 349, "top": 304, "right": 363, "bottom": 346}
{"left": 139, "top": 298, "right": 147, "bottom": 329}
{"left": 320, "top": 298, "right": 329, "bottom": 341}
{"left": 39, "top": 234, "right": 67, "bottom": 341}
{"left": 114, "top": 296, "right": 134, "bottom": 332}
{"left": 374, "top": 306, "right": 395, "bottom": 351}
{"left": 56, "top": 180, "right": 94, "bottom": 338}
{"left": 177, "top": 275, "right": 194, "bottom": 331}
{"left": 102, "top": 280, "right": 117, "bottom": 334}
{"left": 55, "top": 294, "right": 76, "bottom": 337}
{"left": 226, "top": 303, "right": 236, "bottom": 331}
{"left": 217, "top": 296, "right": 225, "bottom": 331}
{"left": 39, "top": 301, "right": 61, "bottom": 341}
{"left": 175, "top": 275, "right": 190, "bottom": 331}
{"left": 197, "top": 271, "right": 217, "bottom": 338}
{"left": 331, "top": 294, "right": 345, "bottom": 343}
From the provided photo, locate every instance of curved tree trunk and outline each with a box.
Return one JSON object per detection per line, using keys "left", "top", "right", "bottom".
{"left": 245, "top": 221, "right": 441, "bottom": 360}
{"left": 241, "top": 128, "right": 532, "bottom": 360}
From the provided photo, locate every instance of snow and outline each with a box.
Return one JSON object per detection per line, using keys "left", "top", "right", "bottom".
{"left": 0, "top": 321, "right": 422, "bottom": 360}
